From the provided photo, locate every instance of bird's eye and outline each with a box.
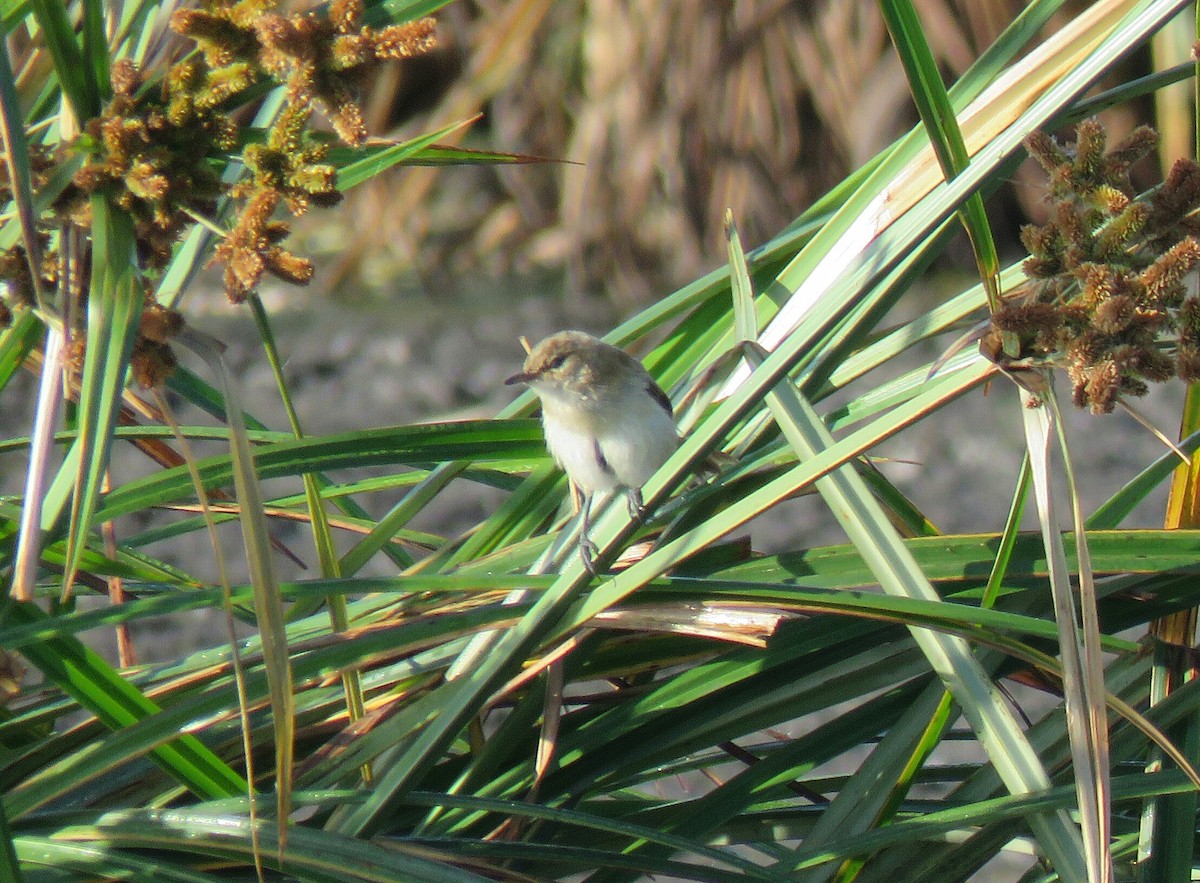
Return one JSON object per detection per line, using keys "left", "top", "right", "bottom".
{"left": 548, "top": 354, "right": 567, "bottom": 370}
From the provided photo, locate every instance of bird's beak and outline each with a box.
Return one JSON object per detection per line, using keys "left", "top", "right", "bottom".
{"left": 505, "top": 371, "right": 534, "bottom": 386}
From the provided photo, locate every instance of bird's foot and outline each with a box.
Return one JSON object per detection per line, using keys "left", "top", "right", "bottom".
{"left": 579, "top": 538, "right": 600, "bottom": 576}
{"left": 626, "top": 488, "right": 646, "bottom": 523}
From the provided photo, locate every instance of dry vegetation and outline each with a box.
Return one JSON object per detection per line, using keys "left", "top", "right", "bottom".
{"left": 338, "top": 0, "right": 1149, "bottom": 304}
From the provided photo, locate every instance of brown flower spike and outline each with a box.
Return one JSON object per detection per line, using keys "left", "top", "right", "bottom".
{"left": 987, "top": 119, "right": 1200, "bottom": 413}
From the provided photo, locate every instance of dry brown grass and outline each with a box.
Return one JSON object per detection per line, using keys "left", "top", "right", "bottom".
{"left": 332, "top": 0, "right": 1143, "bottom": 304}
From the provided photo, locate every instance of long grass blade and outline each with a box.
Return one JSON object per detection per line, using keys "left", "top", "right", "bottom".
{"left": 1020, "top": 382, "right": 1112, "bottom": 882}
{"left": 248, "top": 293, "right": 367, "bottom": 780}
{"left": 880, "top": 0, "right": 1000, "bottom": 312}
{"left": 757, "top": 353, "right": 1085, "bottom": 881}
{"left": 10, "top": 326, "right": 62, "bottom": 601}
{"left": 175, "top": 324, "right": 294, "bottom": 852}
{"left": 0, "top": 779, "right": 22, "bottom": 882}
{"left": 1139, "top": 328, "right": 1200, "bottom": 872}
{"left": 61, "top": 197, "right": 142, "bottom": 596}
{"left": 0, "top": 600, "right": 247, "bottom": 801}
{"left": 24, "top": 0, "right": 97, "bottom": 118}
{"left": 0, "top": 39, "right": 47, "bottom": 310}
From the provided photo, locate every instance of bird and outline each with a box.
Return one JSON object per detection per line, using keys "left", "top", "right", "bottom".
{"left": 506, "top": 330, "right": 678, "bottom": 572}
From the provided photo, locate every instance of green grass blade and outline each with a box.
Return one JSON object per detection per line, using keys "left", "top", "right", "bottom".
{"left": 1089, "top": 427, "right": 1200, "bottom": 527}
{"left": 0, "top": 40, "right": 47, "bottom": 310}
{"left": 755, "top": 355, "right": 1085, "bottom": 880}
{"left": 28, "top": 805, "right": 495, "bottom": 882}
{"left": 176, "top": 325, "right": 294, "bottom": 844}
{"left": 79, "top": 0, "right": 109, "bottom": 101}
{"left": 0, "top": 308, "right": 39, "bottom": 390}
{"left": 335, "top": 117, "right": 482, "bottom": 190}
{"left": 1021, "top": 386, "right": 1111, "bottom": 882}
{"left": 0, "top": 600, "right": 246, "bottom": 802}
{"left": 25, "top": 0, "right": 97, "bottom": 118}
{"left": 726, "top": 211, "right": 757, "bottom": 344}
{"left": 880, "top": 0, "right": 1000, "bottom": 310}
{"left": 60, "top": 197, "right": 142, "bottom": 595}
{"left": 93, "top": 421, "right": 544, "bottom": 524}
{"left": 12, "top": 839, "right": 219, "bottom": 882}
{"left": 0, "top": 794, "right": 24, "bottom": 882}
{"left": 247, "top": 293, "right": 365, "bottom": 772}
{"left": 361, "top": 0, "right": 456, "bottom": 29}
{"left": 794, "top": 681, "right": 955, "bottom": 883}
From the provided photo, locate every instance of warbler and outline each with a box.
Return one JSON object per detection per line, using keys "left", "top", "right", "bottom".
{"left": 506, "top": 330, "right": 678, "bottom": 571}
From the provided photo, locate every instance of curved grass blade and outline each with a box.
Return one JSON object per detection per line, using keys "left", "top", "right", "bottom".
{"left": 28, "top": 805, "right": 495, "bottom": 882}
{"left": 15, "top": 839, "right": 217, "bottom": 882}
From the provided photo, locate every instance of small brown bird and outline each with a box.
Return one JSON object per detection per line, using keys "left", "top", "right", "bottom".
{"left": 506, "top": 330, "right": 678, "bottom": 570}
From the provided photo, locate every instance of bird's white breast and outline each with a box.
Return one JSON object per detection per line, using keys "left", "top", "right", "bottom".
{"left": 539, "top": 383, "right": 677, "bottom": 495}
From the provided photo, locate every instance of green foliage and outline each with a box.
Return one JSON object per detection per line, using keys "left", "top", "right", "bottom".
{"left": 2, "top": 0, "right": 1200, "bottom": 881}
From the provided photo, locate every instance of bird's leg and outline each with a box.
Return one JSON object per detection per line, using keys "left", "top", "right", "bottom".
{"left": 625, "top": 487, "right": 645, "bottom": 523}
{"left": 578, "top": 492, "right": 599, "bottom": 575}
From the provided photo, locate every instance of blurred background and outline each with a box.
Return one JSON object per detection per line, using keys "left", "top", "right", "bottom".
{"left": 305, "top": 0, "right": 1178, "bottom": 307}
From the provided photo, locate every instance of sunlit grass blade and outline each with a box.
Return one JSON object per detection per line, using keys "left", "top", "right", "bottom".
{"left": 726, "top": 211, "right": 757, "bottom": 344}
{"left": 30, "top": 805, "right": 497, "bottom": 882}
{"left": 724, "top": 0, "right": 1187, "bottom": 397}
{"left": 10, "top": 328, "right": 62, "bottom": 601}
{"left": 334, "top": 115, "right": 483, "bottom": 190}
{"left": 247, "top": 293, "right": 367, "bottom": 778}
{"left": 1020, "top": 384, "right": 1112, "bottom": 882}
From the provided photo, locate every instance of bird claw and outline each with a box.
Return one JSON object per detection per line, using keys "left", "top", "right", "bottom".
{"left": 579, "top": 538, "right": 600, "bottom": 575}
{"left": 626, "top": 488, "right": 646, "bottom": 523}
